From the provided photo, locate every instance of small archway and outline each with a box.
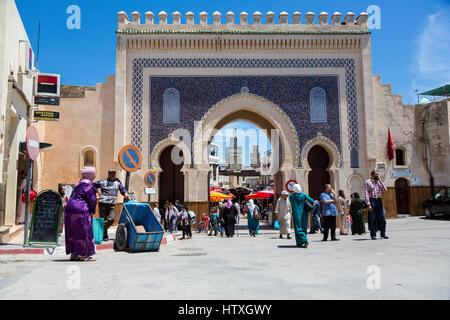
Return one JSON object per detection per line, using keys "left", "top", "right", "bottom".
{"left": 159, "top": 145, "right": 185, "bottom": 206}
{"left": 395, "top": 178, "right": 410, "bottom": 214}
{"left": 307, "top": 145, "right": 330, "bottom": 200}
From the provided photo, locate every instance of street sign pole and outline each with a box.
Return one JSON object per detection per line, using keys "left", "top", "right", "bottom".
{"left": 23, "top": 158, "right": 33, "bottom": 246}
{"left": 125, "top": 171, "right": 131, "bottom": 192}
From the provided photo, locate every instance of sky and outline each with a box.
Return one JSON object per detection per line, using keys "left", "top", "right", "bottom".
{"left": 15, "top": 0, "right": 449, "bottom": 104}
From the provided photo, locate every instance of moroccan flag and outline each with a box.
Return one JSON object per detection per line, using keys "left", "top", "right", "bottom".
{"left": 387, "top": 128, "right": 395, "bottom": 161}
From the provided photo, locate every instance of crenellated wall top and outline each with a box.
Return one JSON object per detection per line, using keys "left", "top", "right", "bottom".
{"left": 117, "top": 11, "right": 370, "bottom": 35}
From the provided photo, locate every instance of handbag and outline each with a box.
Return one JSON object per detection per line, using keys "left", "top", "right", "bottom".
{"left": 274, "top": 219, "right": 280, "bottom": 230}
{"left": 253, "top": 207, "right": 261, "bottom": 220}
{"left": 304, "top": 197, "right": 314, "bottom": 213}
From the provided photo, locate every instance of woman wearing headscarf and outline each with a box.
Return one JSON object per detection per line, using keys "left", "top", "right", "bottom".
{"left": 165, "top": 203, "right": 179, "bottom": 234}
{"left": 289, "top": 184, "right": 314, "bottom": 248}
{"left": 222, "top": 199, "right": 237, "bottom": 237}
{"left": 64, "top": 167, "right": 98, "bottom": 261}
{"left": 349, "top": 192, "right": 367, "bottom": 235}
{"left": 247, "top": 199, "right": 260, "bottom": 237}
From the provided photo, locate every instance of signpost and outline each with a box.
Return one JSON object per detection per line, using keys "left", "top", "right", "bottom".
{"left": 118, "top": 145, "right": 142, "bottom": 191}
{"left": 24, "top": 126, "right": 40, "bottom": 246}
{"left": 286, "top": 179, "right": 297, "bottom": 193}
{"left": 33, "top": 110, "right": 60, "bottom": 121}
{"left": 26, "top": 190, "right": 63, "bottom": 247}
{"left": 144, "top": 171, "right": 157, "bottom": 203}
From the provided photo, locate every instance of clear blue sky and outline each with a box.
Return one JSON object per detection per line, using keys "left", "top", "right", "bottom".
{"left": 16, "top": 0, "right": 449, "bottom": 104}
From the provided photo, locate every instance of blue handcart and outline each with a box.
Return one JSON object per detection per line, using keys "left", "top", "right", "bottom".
{"left": 114, "top": 200, "right": 165, "bottom": 252}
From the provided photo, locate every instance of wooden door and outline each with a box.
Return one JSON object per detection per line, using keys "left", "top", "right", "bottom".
{"left": 159, "top": 146, "right": 184, "bottom": 205}
{"left": 307, "top": 146, "right": 330, "bottom": 201}
{"left": 395, "top": 178, "right": 409, "bottom": 214}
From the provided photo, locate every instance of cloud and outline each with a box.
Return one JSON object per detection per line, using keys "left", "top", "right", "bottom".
{"left": 410, "top": 5, "right": 450, "bottom": 102}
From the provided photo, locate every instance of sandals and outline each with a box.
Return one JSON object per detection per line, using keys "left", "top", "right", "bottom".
{"left": 69, "top": 256, "right": 81, "bottom": 261}
{"left": 80, "top": 256, "right": 96, "bottom": 262}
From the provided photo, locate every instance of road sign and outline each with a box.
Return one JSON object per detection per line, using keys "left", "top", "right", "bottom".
{"left": 33, "top": 110, "right": 60, "bottom": 121}
{"left": 26, "top": 126, "right": 40, "bottom": 161}
{"left": 118, "top": 145, "right": 142, "bottom": 172}
{"left": 286, "top": 179, "right": 297, "bottom": 193}
{"left": 144, "top": 171, "right": 157, "bottom": 188}
{"left": 144, "top": 187, "right": 156, "bottom": 195}
{"left": 34, "top": 96, "right": 60, "bottom": 106}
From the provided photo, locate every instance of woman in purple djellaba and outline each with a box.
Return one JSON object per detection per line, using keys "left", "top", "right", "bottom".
{"left": 64, "top": 167, "right": 98, "bottom": 261}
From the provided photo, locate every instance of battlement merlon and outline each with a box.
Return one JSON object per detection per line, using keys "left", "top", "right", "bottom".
{"left": 116, "top": 11, "right": 370, "bottom": 34}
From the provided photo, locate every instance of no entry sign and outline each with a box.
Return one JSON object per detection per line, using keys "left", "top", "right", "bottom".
{"left": 144, "top": 171, "right": 157, "bottom": 188}
{"left": 118, "top": 145, "right": 142, "bottom": 172}
{"left": 26, "top": 126, "right": 40, "bottom": 161}
{"left": 286, "top": 179, "right": 297, "bottom": 193}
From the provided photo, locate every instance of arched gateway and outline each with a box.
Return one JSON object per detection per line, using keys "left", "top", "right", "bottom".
{"left": 113, "top": 9, "right": 374, "bottom": 217}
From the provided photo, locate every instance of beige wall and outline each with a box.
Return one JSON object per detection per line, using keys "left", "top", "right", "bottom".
{"left": 36, "top": 76, "right": 120, "bottom": 192}
{"left": 0, "top": 0, "right": 35, "bottom": 229}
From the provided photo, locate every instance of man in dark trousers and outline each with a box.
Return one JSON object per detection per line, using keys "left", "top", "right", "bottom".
{"left": 93, "top": 169, "right": 130, "bottom": 240}
{"left": 365, "top": 170, "right": 389, "bottom": 240}
{"left": 320, "top": 184, "right": 339, "bottom": 241}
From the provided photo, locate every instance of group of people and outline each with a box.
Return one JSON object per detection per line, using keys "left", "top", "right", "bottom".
{"left": 62, "top": 166, "right": 389, "bottom": 261}
{"left": 274, "top": 170, "right": 389, "bottom": 248}
{"left": 63, "top": 167, "right": 130, "bottom": 262}
{"left": 156, "top": 200, "right": 194, "bottom": 240}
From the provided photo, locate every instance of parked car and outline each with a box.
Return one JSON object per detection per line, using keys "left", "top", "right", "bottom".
{"left": 423, "top": 187, "right": 450, "bottom": 217}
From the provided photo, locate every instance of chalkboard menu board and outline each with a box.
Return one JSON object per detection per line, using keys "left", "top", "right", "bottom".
{"left": 28, "top": 190, "right": 63, "bottom": 246}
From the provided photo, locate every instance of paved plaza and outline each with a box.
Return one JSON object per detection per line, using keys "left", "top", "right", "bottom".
{"left": 0, "top": 215, "right": 449, "bottom": 300}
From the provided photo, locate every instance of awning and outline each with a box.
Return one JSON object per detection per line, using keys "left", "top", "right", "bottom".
{"left": 420, "top": 84, "right": 450, "bottom": 97}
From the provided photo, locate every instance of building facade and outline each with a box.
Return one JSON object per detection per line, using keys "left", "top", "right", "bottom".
{"left": 0, "top": 0, "right": 35, "bottom": 241}
{"left": 34, "top": 9, "right": 450, "bottom": 224}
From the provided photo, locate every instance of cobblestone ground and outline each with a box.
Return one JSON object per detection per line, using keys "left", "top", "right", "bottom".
{"left": 0, "top": 216, "right": 449, "bottom": 300}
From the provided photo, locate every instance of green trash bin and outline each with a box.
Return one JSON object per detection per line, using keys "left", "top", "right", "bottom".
{"left": 93, "top": 218, "right": 104, "bottom": 245}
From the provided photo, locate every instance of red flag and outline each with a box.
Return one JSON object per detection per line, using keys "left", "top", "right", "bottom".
{"left": 387, "top": 128, "right": 395, "bottom": 161}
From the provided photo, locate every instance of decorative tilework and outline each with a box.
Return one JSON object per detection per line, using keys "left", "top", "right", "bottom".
{"left": 130, "top": 58, "right": 359, "bottom": 167}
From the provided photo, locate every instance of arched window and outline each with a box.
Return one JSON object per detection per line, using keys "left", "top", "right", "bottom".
{"left": 163, "top": 88, "right": 180, "bottom": 123}
{"left": 80, "top": 146, "right": 97, "bottom": 170}
{"left": 395, "top": 148, "right": 406, "bottom": 166}
{"left": 83, "top": 150, "right": 94, "bottom": 167}
{"left": 310, "top": 87, "right": 327, "bottom": 123}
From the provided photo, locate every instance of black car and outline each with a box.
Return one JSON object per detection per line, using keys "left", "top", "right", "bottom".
{"left": 423, "top": 187, "right": 450, "bottom": 217}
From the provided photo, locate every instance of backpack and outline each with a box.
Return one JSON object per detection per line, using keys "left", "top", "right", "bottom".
{"left": 253, "top": 206, "right": 261, "bottom": 220}
{"left": 304, "top": 197, "right": 314, "bottom": 213}
{"left": 188, "top": 211, "right": 196, "bottom": 225}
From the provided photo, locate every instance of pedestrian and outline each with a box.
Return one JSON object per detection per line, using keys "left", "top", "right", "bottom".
{"left": 175, "top": 200, "right": 182, "bottom": 212}
{"left": 309, "top": 200, "right": 324, "bottom": 234}
{"left": 349, "top": 192, "right": 367, "bottom": 235}
{"left": 365, "top": 170, "right": 389, "bottom": 240}
{"left": 320, "top": 184, "right": 339, "bottom": 241}
{"left": 165, "top": 202, "right": 179, "bottom": 233}
{"left": 233, "top": 199, "right": 241, "bottom": 225}
{"left": 289, "top": 184, "right": 314, "bottom": 248}
{"left": 64, "top": 167, "right": 97, "bottom": 262}
{"left": 177, "top": 206, "right": 191, "bottom": 240}
{"left": 247, "top": 199, "right": 260, "bottom": 237}
{"left": 16, "top": 170, "right": 27, "bottom": 224}
{"left": 93, "top": 169, "right": 130, "bottom": 241}
{"left": 152, "top": 202, "right": 161, "bottom": 224}
{"left": 222, "top": 199, "right": 237, "bottom": 237}
{"left": 58, "top": 185, "right": 69, "bottom": 234}
{"left": 162, "top": 200, "right": 169, "bottom": 231}
{"left": 338, "top": 190, "right": 349, "bottom": 235}
{"left": 208, "top": 208, "right": 221, "bottom": 236}
{"left": 275, "top": 191, "right": 292, "bottom": 239}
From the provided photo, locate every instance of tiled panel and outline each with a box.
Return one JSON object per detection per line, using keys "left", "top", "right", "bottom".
{"left": 130, "top": 58, "right": 359, "bottom": 167}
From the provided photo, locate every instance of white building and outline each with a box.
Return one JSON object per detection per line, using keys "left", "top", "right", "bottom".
{"left": 0, "top": 0, "right": 36, "bottom": 242}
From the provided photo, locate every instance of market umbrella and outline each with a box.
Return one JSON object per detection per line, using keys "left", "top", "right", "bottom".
{"left": 254, "top": 189, "right": 274, "bottom": 199}
{"left": 244, "top": 193, "right": 259, "bottom": 199}
{"left": 210, "top": 192, "right": 232, "bottom": 202}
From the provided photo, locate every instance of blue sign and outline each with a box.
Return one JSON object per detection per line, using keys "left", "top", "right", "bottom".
{"left": 118, "top": 145, "right": 142, "bottom": 172}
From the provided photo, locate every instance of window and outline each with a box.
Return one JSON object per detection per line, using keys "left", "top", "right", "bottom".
{"left": 395, "top": 149, "right": 406, "bottom": 166}
{"left": 310, "top": 87, "right": 327, "bottom": 123}
{"left": 83, "top": 150, "right": 94, "bottom": 167}
{"left": 350, "top": 147, "right": 359, "bottom": 168}
{"left": 435, "top": 189, "right": 446, "bottom": 200}
{"left": 163, "top": 88, "right": 180, "bottom": 123}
